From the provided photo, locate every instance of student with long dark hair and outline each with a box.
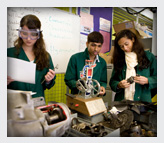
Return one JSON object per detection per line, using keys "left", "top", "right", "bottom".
{"left": 109, "top": 29, "right": 157, "bottom": 102}
{"left": 7, "top": 14, "right": 56, "bottom": 98}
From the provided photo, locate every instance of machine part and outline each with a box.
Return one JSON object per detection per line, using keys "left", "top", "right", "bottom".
{"left": 76, "top": 79, "right": 87, "bottom": 92}
{"left": 121, "top": 122, "right": 156, "bottom": 137}
{"left": 128, "top": 121, "right": 156, "bottom": 137}
{"left": 71, "top": 118, "right": 87, "bottom": 131}
{"left": 127, "top": 76, "right": 134, "bottom": 84}
{"left": 126, "top": 74, "right": 140, "bottom": 84}
{"left": 103, "top": 112, "right": 112, "bottom": 122}
{"left": 71, "top": 118, "right": 108, "bottom": 137}
{"left": 40, "top": 103, "right": 72, "bottom": 137}
{"left": 32, "top": 96, "right": 45, "bottom": 107}
{"left": 130, "top": 122, "right": 142, "bottom": 137}
{"left": 148, "top": 111, "right": 157, "bottom": 133}
{"left": 82, "top": 123, "right": 108, "bottom": 137}
{"left": 7, "top": 89, "right": 71, "bottom": 137}
{"left": 77, "top": 79, "right": 100, "bottom": 98}
{"left": 45, "top": 107, "right": 65, "bottom": 125}
{"left": 71, "top": 117, "right": 81, "bottom": 126}
{"left": 91, "top": 79, "right": 101, "bottom": 97}
{"left": 76, "top": 59, "right": 101, "bottom": 99}
{"left": 109, "top": 101, "right": 157, "bottom": 136}
{"left": 37, "top": 104, "right": 67, "bottom": 126}
{"left": 112, "top": 100, "right": 157, "bottom": 113}
{"left": 110, "top": 110, "right": 134, "bottom": 133}
{"left": 73, "top": 122, "right": 86, "bottom": 131}
{"left": 89, "top": 123, "right": 108, "bottom": 137}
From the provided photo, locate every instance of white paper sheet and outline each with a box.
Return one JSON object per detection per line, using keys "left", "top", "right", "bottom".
{"left": 79, "top": 34, "right": 87, "bottom": 52}
{"left": 7, "top": 57, "right": 36, "bottom": 84}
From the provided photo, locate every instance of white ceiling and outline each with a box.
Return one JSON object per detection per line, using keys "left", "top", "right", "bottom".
{"left": 131, "top": 8, "right": 154, "bottom": 19}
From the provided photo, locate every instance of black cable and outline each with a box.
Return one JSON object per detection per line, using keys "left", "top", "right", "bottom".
{"left": 149, "top": 7, "right": 157, "bottom": 13}
{"left": 125, "top": 7, "right": 148, "bottom": 15}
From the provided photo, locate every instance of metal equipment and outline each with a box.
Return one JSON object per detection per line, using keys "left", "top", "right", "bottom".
{"left": 127, "top": 76, "right": 135, "bottom": 84}
{"left": 63, "top": 117, "right": 120, "bottom": 137}
{"left": 77, "top": 60, "right": 100, "bottom": 99}
{"left": 7, "top": 89, "right": 71, "bottom": 137}
{"left": 71, "top": 118, "right": 108, "bottom": 137}
{"left": 66, "top": 60, "right": 107, "bottom": 118}
{"left": 127, "top": 74, "right": 140, "bottom": 84}
{"left": 101, "top": 100, "right": 157, "bottom": 137}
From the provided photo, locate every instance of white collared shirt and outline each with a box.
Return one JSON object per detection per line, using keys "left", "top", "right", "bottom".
{"left": 93, "top": 55, "right": 100, "bottom": 64}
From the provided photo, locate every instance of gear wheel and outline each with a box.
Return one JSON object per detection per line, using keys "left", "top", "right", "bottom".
{"left": 111, "top": 110, "right": 134, "bottom": 132}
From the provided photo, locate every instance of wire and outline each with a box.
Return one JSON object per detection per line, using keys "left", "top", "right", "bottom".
{"left": 125, "top": 7, "right": 148, "bottom": 15}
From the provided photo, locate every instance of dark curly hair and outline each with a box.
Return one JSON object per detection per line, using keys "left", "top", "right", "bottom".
{"left": 14, "top": 14, "right": 49, "bottom": 70}
{"left": 113, "top": 29, "right": 150, "bottom": 74}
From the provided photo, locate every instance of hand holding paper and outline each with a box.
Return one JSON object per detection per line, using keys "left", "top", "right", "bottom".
{"left": 7, "top": 57, "right": 36, "bottom": 84}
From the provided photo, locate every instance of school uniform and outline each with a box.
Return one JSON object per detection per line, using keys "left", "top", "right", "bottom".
{"left": 64, "top": 48, "right": 107, "bottom": 94}
{"left": 109, "top": 51, "right": 157, "bottom": 102}
{"left": 7, "top": 47, "right": 56, "bottom": 98}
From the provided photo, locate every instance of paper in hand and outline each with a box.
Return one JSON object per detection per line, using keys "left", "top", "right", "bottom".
{"left": 7, "top": 57, "right": 36, "bottom": 84}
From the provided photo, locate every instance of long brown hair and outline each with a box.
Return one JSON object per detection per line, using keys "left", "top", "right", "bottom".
{"left": 113, "top": 29, "right": 150, "bottom": 74}
{"left": 14, "top": 14, "right": 49, "bottom": 70}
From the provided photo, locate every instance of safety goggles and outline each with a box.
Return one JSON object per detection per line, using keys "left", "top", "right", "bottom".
{"left": 17, "top": 28, "right": 42, "bottom": 40}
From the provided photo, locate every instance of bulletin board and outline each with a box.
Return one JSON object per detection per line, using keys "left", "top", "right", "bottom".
{"left": 7, "top": 7, "right": 80, "bottom": 73}
{"left": 78, "top": 7, "right": 113, "bottom": 53}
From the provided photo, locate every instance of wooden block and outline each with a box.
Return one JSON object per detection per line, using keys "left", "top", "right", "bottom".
{"left": 66, "top": 96, "right": 107, "bottom": 116}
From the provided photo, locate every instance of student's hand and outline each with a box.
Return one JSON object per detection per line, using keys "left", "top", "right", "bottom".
{"left": 7, "top": 76, "right": 14, "bottom": 85}
{"left": 134, "top": 76, "right": 148, "bottom": 85}
{"left": 45, "top": 69, "right": 55, "bottom": 83}
{"left": 117, "top": 80, "right": 130, "bottom": 89}
{"left": 76, "top": 79, "right": 86, "bottom": 91}
{"left": 76, "top": 81, "right": 83, "bottom": 91}
{"left": 99, "top": 86, "right": 106, "bottom": 96}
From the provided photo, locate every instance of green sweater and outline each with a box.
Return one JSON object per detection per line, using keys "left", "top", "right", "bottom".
{"left": 7, "top": 47, "right": 56, "bottom": 98}
{"left": 64, "top": 48, "right": 107, "bottom": 94}
{"left": 109, "top": 51, "right": 157, "bottom": 102}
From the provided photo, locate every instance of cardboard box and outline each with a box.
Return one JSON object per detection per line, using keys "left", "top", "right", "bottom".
{"left": 113, "top": 21, "right": 151, "bottom": 38}
{"left": 99, "top": 46, "right": 114, "bottom": 64}
{"left": 99, "top": 53, "right": 113, "bottom": 64}
{"left": 108, "top": 46, "right": 114, "bottom": 56}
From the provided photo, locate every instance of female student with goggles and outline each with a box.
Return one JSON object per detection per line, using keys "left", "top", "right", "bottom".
{"left": 7, "top": 14, "right": 56, "bottom": 98}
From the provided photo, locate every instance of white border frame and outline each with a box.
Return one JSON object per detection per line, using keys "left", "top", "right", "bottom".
{"left": 1, "top": 0, "right": 162, "bottom": 143}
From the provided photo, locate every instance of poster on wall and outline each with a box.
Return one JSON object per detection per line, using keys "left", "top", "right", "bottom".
{"left": 99, "top": 17, "right": 111, "bottom": 53}
{"left": 80, "top": 12, "right": 94, "bottom": 34}
{"left": 99, "top": 17, "right": 111, "bottom": 32}
{"left": 80, "top": 7, "right": 90, "bottom": 14}
{"left": 99, "top": 30, "right": 110, "bottom": 53}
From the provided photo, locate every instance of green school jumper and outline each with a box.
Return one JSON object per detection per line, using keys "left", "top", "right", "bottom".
{"left": 64, "top": 48, "right": 107, "bottom": 94}
{"left": 109, "top": 51, "right": 157, "bottom": 102}
{"left": 7, "top": 47, "right": 56, "bottom": 98}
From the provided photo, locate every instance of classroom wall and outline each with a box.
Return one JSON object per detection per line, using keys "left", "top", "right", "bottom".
{"left": 90, "top": 7, "right": 113, "bottom": 51}
{"left": 78, "top": 7, "right": 113, "bottom": 53}
{"left": 45, "top": 7, "right": 113, "bottom": 104}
